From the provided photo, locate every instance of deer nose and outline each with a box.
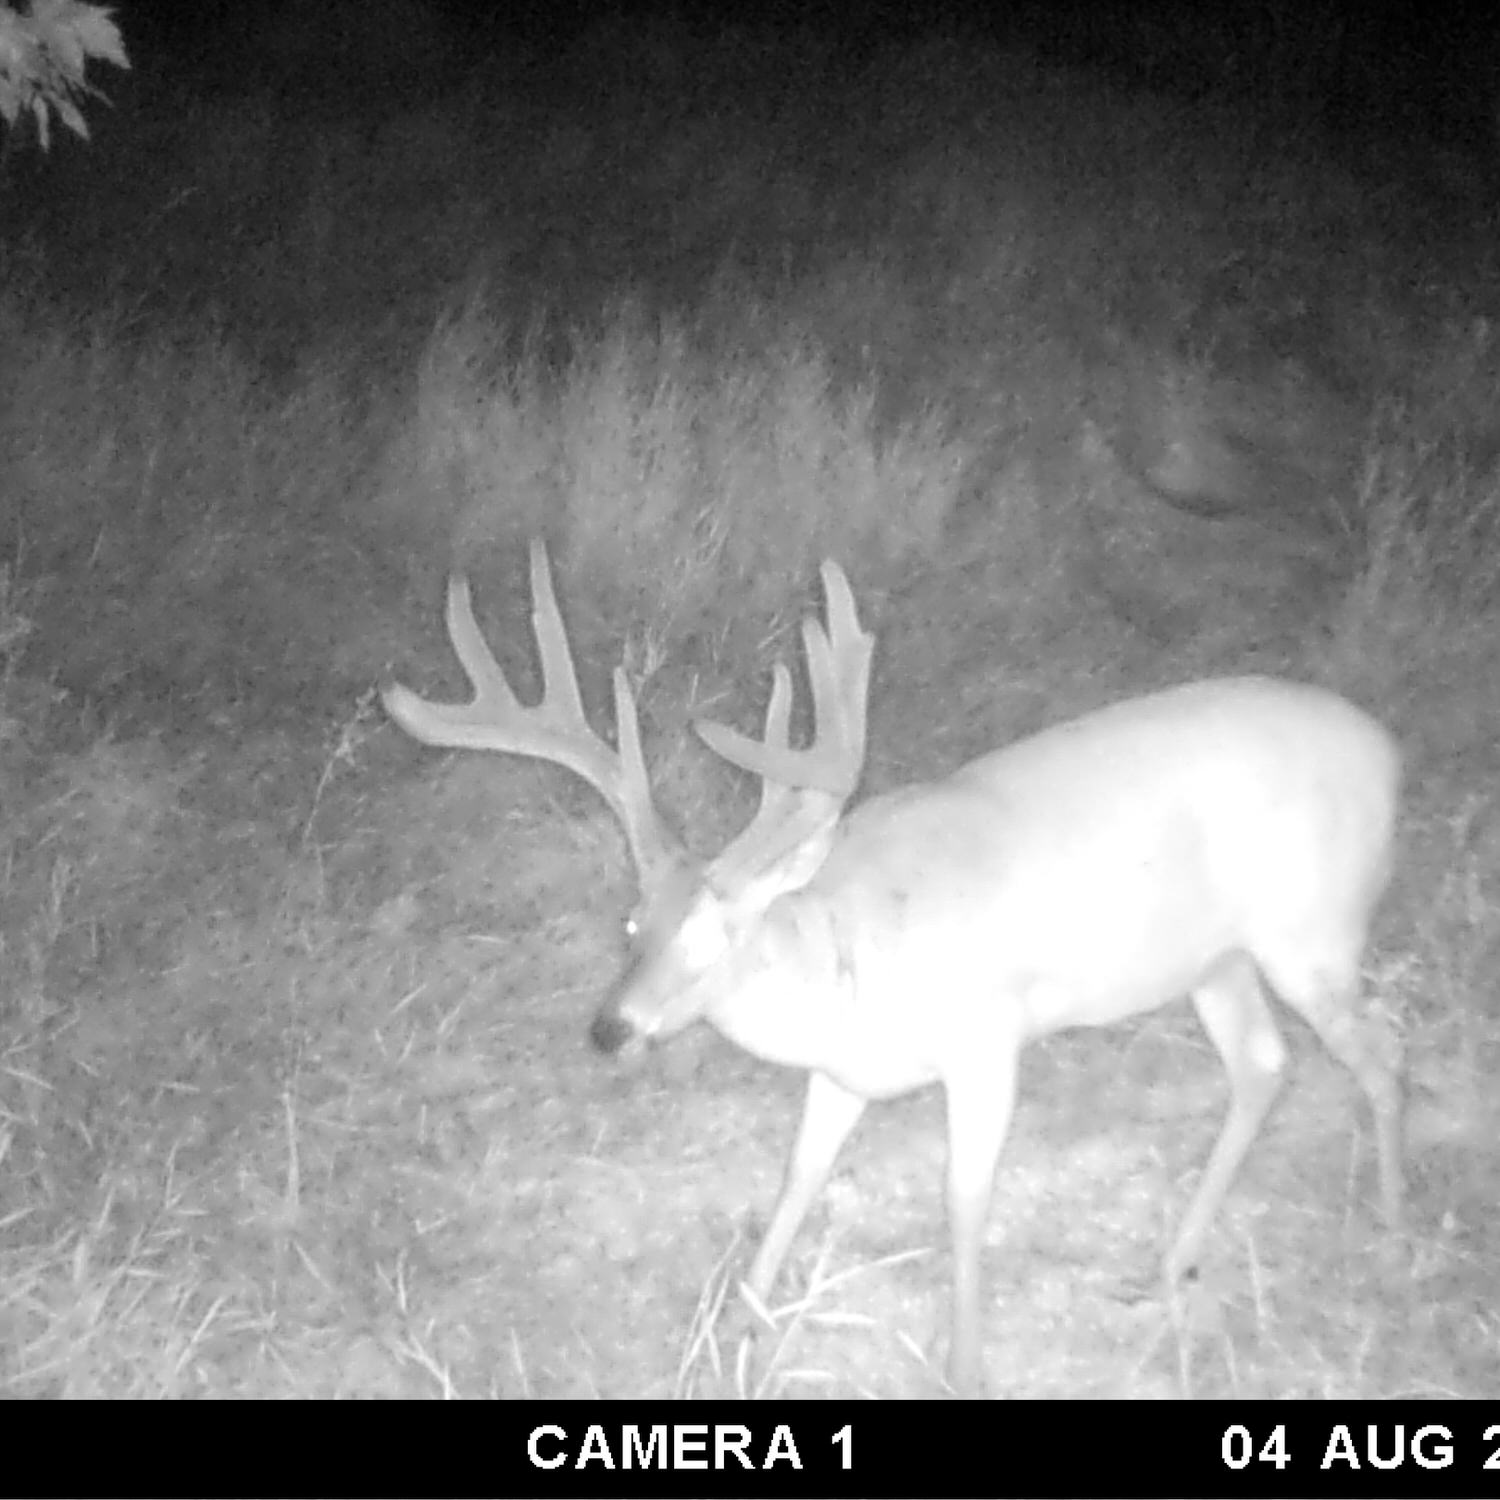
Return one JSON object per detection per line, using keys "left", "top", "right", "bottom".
{"left": 590, "top": 1005, "right": 637, "bottom": 1055}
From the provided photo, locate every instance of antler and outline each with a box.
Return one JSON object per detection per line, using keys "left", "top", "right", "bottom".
{"left": 698, "top": 560, "right": 874, "bottom": 885}
{"left": 381, "top": 539, "right": 681, "bottom": 889}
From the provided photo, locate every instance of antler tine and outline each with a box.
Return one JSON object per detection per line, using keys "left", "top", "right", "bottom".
{"left": 818, "top": 558, "right": 872, "bottom": 779}
{"left": 755, "top": 661, "right": 795, "bottom": 818}
{"left": 697, "top": 559, "right": 873, "bottom": 803}
{"left": 381, "top": 540, "right": 678, "bottom": 886}
{"left": 608, "top": 662, "right": 676, "bottom": 880}
{"left": 524, "top": 537, "right": 589, "bottom": 741}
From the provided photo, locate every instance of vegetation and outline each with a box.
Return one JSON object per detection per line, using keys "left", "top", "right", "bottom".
{"left": 0, "top": 6, "right": 1496, "bottom": 1398}
{"left": 0, "top": 0, "right": 127, "bottom": 148}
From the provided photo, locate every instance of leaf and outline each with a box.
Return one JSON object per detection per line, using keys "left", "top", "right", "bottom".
{"left": 69, "top": 3, "right": 129, "bottom": 70}
{"left": 0, "top": 0, "right": 128, "bottom": 155}
{"left": 37, "top": 8, "right": 87, "bottom": 81}
{"left": 29, "top": 92, "right": 49, "bottom": 150}
{"left": 0, "top": 13, "right": 37, "bottom": 75}
{"left": 54, "top": 93, "right": 87, "bottom": 139}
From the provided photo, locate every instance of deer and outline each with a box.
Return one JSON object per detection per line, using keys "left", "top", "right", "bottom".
{"left": 382, "top": 538, "right": 1404, "bottom": 1396}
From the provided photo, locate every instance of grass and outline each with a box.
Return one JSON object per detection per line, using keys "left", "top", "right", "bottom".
{"left": 0, "top": 11, "right": 1498, "bottom": 1398}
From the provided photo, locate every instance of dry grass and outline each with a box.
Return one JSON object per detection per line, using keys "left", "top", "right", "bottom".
{"left": 1, "top": 17, "right": 1499, "bottom": 1399}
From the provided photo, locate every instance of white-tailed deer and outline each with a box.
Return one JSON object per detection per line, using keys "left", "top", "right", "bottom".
{"left": 383, "top": 539, "right": 1403, "bottom": 1396}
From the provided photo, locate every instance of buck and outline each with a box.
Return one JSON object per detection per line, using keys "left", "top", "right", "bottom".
{"left": 383, "top": 539, "right": 1404, "bottom": 1396}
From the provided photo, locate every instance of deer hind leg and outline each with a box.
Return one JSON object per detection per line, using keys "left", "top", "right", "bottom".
{"left": 745, "top": 1070, "right": 866, "bottom": 1307}
{"left": 1166, "top": 952, "right": 1288, "bottom": 1283}
{"left": 1258, "top": 943, "right": 1404, "bottom": 1231}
